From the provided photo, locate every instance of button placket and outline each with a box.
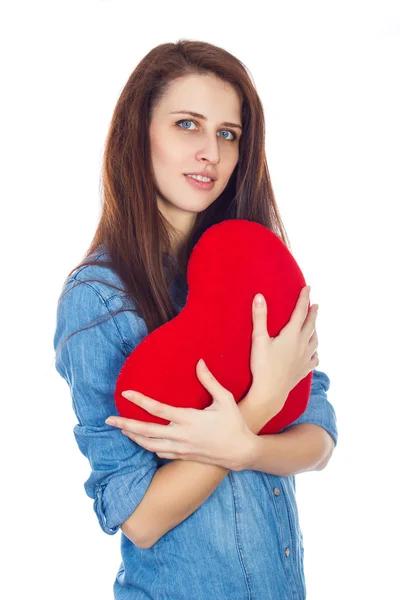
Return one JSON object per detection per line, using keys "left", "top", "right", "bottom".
{"left": 273, "top": 486, "right": 292, "bottom": 559}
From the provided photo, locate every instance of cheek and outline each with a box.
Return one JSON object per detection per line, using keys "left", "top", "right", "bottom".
{"left": 221, "top": 156, "right": 238, "bottom": 184}
{"left": 153, "top": 143, "right": 184, "bottom": 175}
{"left": 150, "top": 127, "right": 176, "bottom": 170}
{"left": 220, "top": 143, "right": 239, "bottom": 165}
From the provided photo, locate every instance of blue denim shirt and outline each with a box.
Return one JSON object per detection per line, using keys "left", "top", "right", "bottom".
{"left": 53, "top": 245, "right": 338, "bottom": 600}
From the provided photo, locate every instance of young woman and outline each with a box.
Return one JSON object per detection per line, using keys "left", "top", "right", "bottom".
{"left": 54, "top": 39, "right": 338, "bottom": 600}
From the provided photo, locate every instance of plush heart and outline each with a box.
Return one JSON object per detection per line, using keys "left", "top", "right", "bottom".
{"left": 114, "top": 219, "right": 312, "bottom": 435}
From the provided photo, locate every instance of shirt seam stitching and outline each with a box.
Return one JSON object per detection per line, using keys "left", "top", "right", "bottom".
{"left": 70, "top": 276, "right": 129, "bottom": 356}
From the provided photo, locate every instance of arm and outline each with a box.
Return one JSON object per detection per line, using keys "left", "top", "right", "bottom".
{"left": 124, "top": 367, "right": 338, "bottom": 548}
{"left": 244, "top": 423, "right": 335, "bottom": 476}
{"left": 244, "top": 368, "right": 338, "bottom": 476}
{"left": 54, "top": 279, "right": 162, "bottom": 543}
{"left": 121, "top": 389, "right": 268, "bottom": 549}
{"left": 54, "top": 275, "right": 272, "bottom": 551}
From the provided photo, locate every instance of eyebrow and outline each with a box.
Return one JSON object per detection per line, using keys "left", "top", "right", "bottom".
{"left": 169, "top": 110, "right": 242, "bottom": 131}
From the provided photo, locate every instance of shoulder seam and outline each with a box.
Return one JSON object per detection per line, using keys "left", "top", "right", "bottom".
{"left": 70, "top": 277, "right": 129, "bottom": 357}
{"left": 71, "top": 251, "right": 109, "bottom": 279}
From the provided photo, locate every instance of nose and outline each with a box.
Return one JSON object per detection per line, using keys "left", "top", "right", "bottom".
{"left": 196, "top": 135, "right": 221, "bottom": 166}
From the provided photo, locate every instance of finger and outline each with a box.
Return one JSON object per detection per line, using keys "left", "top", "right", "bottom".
{"left": 308, "top": 330, "right": 318, "bottom": 355}
{"left": 252, "top": 293, "right": 270, "bottom": 339}
{"left": 110, "top": 414, "right": 182, "bottom": 441}
{"left": 290, "top": 285, "right": 312, "bottom": 328}
{"left": 120, "top": 390, "right": 190, "bottom": 425}
{"left": 157, "top": 453, "right": 180, "bottom": 460}
{"left": 147, "top": 435, "right": 191, "bottom": 458}
{"left": 196, "top": 359, "right": 233, "bottom": 401}
{"left": 301, "top": 304, "right": 319, "bottom": 339}
{"left": 105, "top": 415, "right": 144, "bottom": 431}
{"left": 123, "top": 432, "right": 183, "bottom": 455}
{"left": 310, "top": 350, "right": 319, "bottom": 367}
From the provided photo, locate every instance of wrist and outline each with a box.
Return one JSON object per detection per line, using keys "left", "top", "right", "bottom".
{"left": 240, "top": 431, "right": 262, "bottom": 471}
{"left": 237, "top": 389, "right": 275, "bottom": 435}
{"left": 250, "top": 381, "right": 288, "bottom": 405}
{"left": 249, "top": 384, "right": 289, "bottom": 419}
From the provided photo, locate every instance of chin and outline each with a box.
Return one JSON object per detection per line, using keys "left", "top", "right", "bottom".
{"left": 179, "top": 199, "right": 217, "bottom": 214}
{"left": 171, "top": 192, "right": 217, "bottom": 212}
{"left": 157, "top": 184, "right": 219, "bottom": 215}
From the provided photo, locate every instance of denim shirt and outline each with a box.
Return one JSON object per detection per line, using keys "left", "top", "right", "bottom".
{"left": 53, "top": 245, "right": 338, "bottom": 600}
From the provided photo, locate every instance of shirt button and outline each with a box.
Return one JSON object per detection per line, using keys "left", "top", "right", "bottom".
{"left": 285, "top": 547, "right": 290, "bottom": 557}
{"left": 273, "top": 487, "right": 280, "bottom": 496}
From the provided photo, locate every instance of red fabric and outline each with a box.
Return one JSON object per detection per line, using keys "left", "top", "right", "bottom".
{"left": 114, "top": 219, "right": 312, "bottom": 435}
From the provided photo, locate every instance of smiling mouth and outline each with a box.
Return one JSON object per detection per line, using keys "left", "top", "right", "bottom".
{"left": 183, "top": 174, "right": 216, "bottom": 189}
{"left": 184, "top": 174, "right": 216, "bottom": 182}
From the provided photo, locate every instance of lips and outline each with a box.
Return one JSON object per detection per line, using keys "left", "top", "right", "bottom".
{"left": 184, "top": 173, "right": 216, "bottom": 181}
{"left": 184, "top": 174, "right": 215, "bottom": 190}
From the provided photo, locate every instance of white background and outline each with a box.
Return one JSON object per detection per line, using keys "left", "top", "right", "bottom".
{"left": 2, "top": 1, "right": 399, "bottom": 598}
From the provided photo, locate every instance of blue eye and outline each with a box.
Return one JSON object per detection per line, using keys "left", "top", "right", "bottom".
{"left": 175, "top": 119, "right": 237, "bottom": 141}
{"left": 178, "top": 119, "right": 196, "bottom": 130}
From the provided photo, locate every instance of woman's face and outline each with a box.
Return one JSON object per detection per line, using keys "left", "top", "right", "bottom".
{"left": 149, "top": 73, "right": 242, "bottom": 238}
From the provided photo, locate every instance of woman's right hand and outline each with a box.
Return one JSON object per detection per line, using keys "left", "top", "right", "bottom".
{"left": 249, "top": 285, "right": 319, "bottom": 419}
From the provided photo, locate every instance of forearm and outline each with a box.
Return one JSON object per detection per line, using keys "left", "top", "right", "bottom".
{"left": 245, "top": 423, "right": 335, "bottom": 477}
{"left": 122, "top": 390, "right": 267, "bottom": 549}
{"left": 124, "top": 458, "right": 229, "bottom": 548}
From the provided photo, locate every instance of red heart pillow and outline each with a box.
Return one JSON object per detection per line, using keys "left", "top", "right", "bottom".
{"left": 114, "top": 219, "right": 312, "bottom": 435}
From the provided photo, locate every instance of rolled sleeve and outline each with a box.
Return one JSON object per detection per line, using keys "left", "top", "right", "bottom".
{"left": 53, "top": 276, "right": 159, "bottom": 535}
{"left": 93, "top": 469, "right": 157, "bottom": 535}
{"left": 73, "top": 423, "right": 158, "bottom": 535}
{"left": 279, "top": 369, "right": 338, "bottom": 447}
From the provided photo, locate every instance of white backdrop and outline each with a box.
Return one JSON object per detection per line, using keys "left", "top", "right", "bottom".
{"left": 2, "top": 1, "right": 399, "bottom": 598}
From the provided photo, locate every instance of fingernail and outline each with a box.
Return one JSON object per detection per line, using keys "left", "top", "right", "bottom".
{"left": 105, "top": 418, "right": 117, "bottom": 426}
{"left": 254, "top": 293, "right": 264, "bottom": 306}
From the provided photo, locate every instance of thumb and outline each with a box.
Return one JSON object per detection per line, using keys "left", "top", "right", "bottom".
{"left": 196, "top": 359, "right": 233, "bottom": 404}
{"left": 252, "top": 293, "right": 270, "bottom": 338}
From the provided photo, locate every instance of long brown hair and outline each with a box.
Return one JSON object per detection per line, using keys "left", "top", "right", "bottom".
{"left": 56, "top": 39, "right": 291, "bottom": 356}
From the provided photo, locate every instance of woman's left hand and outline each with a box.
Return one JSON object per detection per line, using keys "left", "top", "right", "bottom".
{"left": 105, "top": 359, "right": 256, "bottom": 471}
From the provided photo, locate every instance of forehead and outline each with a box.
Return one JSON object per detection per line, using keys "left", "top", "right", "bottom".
{"left": 158, "top": 74, "right": 242, "bottom": 120}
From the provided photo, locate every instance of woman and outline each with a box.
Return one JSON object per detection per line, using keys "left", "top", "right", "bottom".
{"left": 53, "top": 40, "right": 338, "bottom": 600}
